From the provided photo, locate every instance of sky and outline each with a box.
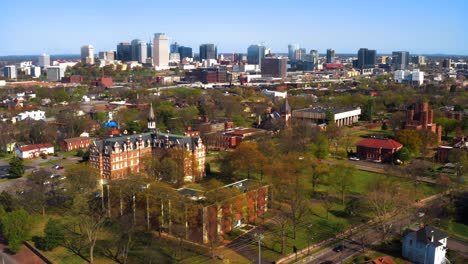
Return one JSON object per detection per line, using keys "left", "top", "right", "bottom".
{"left": 1, "top": 0, "right": 467, "bottom": 56}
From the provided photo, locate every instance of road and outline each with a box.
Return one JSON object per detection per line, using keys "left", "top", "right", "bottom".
{"left": 0, "top": 252, "right": 17, "bottom": 264}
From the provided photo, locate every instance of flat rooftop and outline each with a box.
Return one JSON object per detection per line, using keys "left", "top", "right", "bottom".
{"left": 294, "top": 107, "right": 359, "bottom": 114}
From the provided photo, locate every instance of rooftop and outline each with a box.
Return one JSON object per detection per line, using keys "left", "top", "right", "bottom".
{"left": 356, "top": 138, "right": 403, "bottom": 150}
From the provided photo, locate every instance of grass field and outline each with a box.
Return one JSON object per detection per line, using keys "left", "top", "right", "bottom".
{"left": 440, "top": 220, "right": 468, "bottom": 242}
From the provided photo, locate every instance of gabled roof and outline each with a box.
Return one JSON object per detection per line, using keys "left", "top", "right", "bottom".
{"left": 356, "top": 138, "right": 403, "bottom": 150}
{"left": 19, "top": 143, "right": 54, "bottom": 152}
{"left": 63, "top": 137, "right": 92, "bottom": 143}
{"left": 415, "top": 225, "right": 447, "bottom": 247}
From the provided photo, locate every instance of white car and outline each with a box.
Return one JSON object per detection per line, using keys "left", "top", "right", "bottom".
{"left": 349, "top": 156, "right": 360, "bottom": 161}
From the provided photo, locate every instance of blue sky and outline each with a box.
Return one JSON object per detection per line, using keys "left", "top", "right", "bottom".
{"left": 1, "top": 0, "right": 467, "bottom": 55}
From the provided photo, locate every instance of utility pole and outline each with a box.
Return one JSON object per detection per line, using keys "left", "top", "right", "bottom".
{"left": 254, "top": 233, "right": 264, "bottom": 264}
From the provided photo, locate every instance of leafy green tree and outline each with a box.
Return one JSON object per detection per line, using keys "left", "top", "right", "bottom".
{"left": 308, "top": 134, "right": 329, "bottom": 159}
{"left": 2, "top": 209, "right": 32, "bottom": 253}
{"left": 329, "top": 162, "right": 355, "bottom": 206}
{"left": 8, "top": 157, "right": 24, "bottom": 178}
{"left": 434, "top": 117, "right": 460, "bottom": 140}
{"left": 396, "top": 147, "right": 411, "bottom": 165}
{"left": 35, "top": 219, "right": 65, "bottom": 251}
{"left": 396, "top": 129, "right": 422, "bottom": 156}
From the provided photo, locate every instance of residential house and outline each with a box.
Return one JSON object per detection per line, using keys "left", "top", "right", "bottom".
{"left": 15, "top": 143, "right": 54, "bottom": 159}
{"left": 402, "top": 225, "right": 448, "bottom": 264}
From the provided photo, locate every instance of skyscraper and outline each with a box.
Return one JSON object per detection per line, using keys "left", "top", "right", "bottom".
{"left": 178, "top": 46, "right": 193, "bottom": 60}
{"left": 199, "top": 44, "right": 217, "bottom": 61}
{"left": 326, "top": 49, "right": 335, "bottom": 63}
{"left": 356, "top": 48, "right": 376, "bottom": 70}
{"left": 38, "top": 54, "right": 50, "bottom": 68}
{"left": 392, "top": 51, "right": 410, "bottom": 70}
{"left": 288, "top": 44, "right": 299, "bottom": 62}
{"left": 170, "top": 42, "right": 180, "bottom": 53}
{"left": 117, "top": 42, "right": 131, "bottom": 62}
{"left": 131, "top": 39, "right": 147, "bottom": 63}
{"left": 147, "top": 42, "right": 153, "bottom": 59}
{"left": 247, "top": 44, "right": 266, "bottom": 65}
{"left": 309, "top": 50, "right": 319, "bottom": 69}
{"left": 153, "top": 33, "right": 170, "bottom": 68}
{"left": 81, "top": 45, "right": 95, "bottom": 64}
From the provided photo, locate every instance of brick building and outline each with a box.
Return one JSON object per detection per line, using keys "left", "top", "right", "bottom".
{"left": 61, "top": 75, "right": 83, "bottom": 83}
{"left": 60, "top": 137, "right": 92, "bottom": 152}
{"left": 405, "top": 102, "right": 442, "bottom": 142}
{"left": 185, "top": 67, "right": 227, "bottom": 83}
{"left": 89, "top": 105, "right": 206, "bottom": 182}
{"left": 176, "top": 180, "right": 269, "bottom": 244}
{"left": 436, "top": 136, "right": 467, "bottom": 163}
{"left": 356, "top": 138, "right": 403, "bottom": 162}
{"left": 91, "top": 76, "right": 113, "bottom": 88}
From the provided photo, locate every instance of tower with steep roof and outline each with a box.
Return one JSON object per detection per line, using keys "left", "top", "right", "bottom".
{"left": 148, "top": 103, "right": 156, "bottom": 131}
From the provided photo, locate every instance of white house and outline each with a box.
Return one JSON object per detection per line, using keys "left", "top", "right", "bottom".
{"left": 402, "top": 225, "right": 448, "bottom": 264}
{"left": 15, "top": 143, "right": 54, "bottom": 159}
{"left": 15, "top": 110, "right": 46, "bottom": 121}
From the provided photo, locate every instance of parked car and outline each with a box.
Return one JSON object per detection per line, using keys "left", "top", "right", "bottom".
{"left": 349, "top": 156, "right": 360, "bottom": 161}
{"left": 333, "top": 245, "right": 346, "bottom": 252}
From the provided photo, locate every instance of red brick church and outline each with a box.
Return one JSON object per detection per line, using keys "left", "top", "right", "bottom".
{"left": 405, "top": 102, "right": 442, "bottom": 142}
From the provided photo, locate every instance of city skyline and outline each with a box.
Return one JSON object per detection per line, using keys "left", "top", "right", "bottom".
{"left": 1, "top": 0, "right": 467, "bottom": 56}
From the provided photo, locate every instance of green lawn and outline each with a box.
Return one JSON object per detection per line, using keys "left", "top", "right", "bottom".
{"left": 440, "top": 220, "right": 468, "bottom": 242}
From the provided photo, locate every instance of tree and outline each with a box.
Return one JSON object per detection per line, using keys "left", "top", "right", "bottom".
{"left": 434, "top": 117, "right": 460, "bottom": 140}
{"left": 366, "top": 176, "right": 411, "bottom": 240}
{"left": 64, "top": 164, "right": 99, "bottom": 196}
{"left": 396, "top": 147, "right": 411, "bottom": 165}
{"left": 222, "top": 141, "right": 266, "bottom": 180}
{"left": 388, "top": 112, "right": 406, "bottom": 131}
{"left": 308, "top": 134, "right": 329, "bottom": 159}
{"left": 26, "top": 169, "right": 50, "bottom": 216}
{"left": 329, "top": 162, "right": 355, "bottom": 206}
{"left": 63, "top": 195, "right": 106, "bottom": 264}
{"left": 308, "top": 160, "right": 329, "bottom": 196}
{"left": 449, "top": 149, "right": 468, "bottom": 181}
{"left": 1, "top": 209, "right": 32, "bottom": 253}
{"left": 35, "top": 219, "right": 65, "bottom": 251}
{"left": 8, "top": 157, "right": 24, "bottom": 178}
{"left": 396, "top": 129, "right": 422, "bottom": 156}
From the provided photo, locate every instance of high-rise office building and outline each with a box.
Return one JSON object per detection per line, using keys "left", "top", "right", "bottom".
{"left": 99, "top": 51, "right": 115, "bottom": 61}
{"left": 411, "top": 55, "right": 426, "bottom": 66}
{"left": 170, "top": 42, "right": 180, "bottom": 53}
{"left": 356, "top": 48, "right": 376, "bottom": 70}
{"left": 247, "top": 44, "right": 266, "bottom": 65}
{"left": 46, "top": 66, "right": 64, "bottom": 82}
{"left": 288, "top": 44, "right": 300, "bottom": 62}
{"left": 38, "top": 54, "right": 50, "bottom": 68}
{"left": 147, "top": 42, "right": 153, "bottom": 59}
{"left": 81, "top": 45, "right": 95, "bottom": 64}
{"left": 326, "top": 49, "right": 335, "bottom": 63}
{"left": 309, "top": 50, "right": 319, "bottom": 69}
{"left": 153, "top": 33, "right": 170, "bottom": 68}
{"left": 261, "top": 57, "right": 288, "bottom": 78}
{"left": 392, "top": 51, "right": 410, "bottom": 70}
{"left": 131, "top": 39, "right": 147, "bottom": 63}
{"left": 178, "top": 46, "right": 193, "bottom": 60}
{"left": 3, "top": 65, "right": 17, "bottom": 79}
{"left": 199, "top": 44, "right": 217, "bottom": 61}
{"left": 117, "top": 42, "right": 131, "bottom": 62}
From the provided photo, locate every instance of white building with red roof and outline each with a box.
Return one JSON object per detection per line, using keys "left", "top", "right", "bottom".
{"left": 15, "top": 143, "right": 54, "bottom": 159}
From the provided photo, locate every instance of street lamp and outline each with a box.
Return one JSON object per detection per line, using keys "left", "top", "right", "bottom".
{"left": 254, "top": 232, "right": 264, "bottom": 264}
{"left": 307, "top": 224, "right": 313, "bottom": 255}
{"left": 99, "top": 179, "right": 105, "bottom": 211}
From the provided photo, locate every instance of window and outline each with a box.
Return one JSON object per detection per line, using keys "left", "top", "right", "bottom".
{"left": 409, "top": 239, "right": 412, "bottom": 246}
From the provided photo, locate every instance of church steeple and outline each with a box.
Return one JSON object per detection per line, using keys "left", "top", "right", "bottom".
{"left": 148, "top": 103, "right": 156, "bottom": 131}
